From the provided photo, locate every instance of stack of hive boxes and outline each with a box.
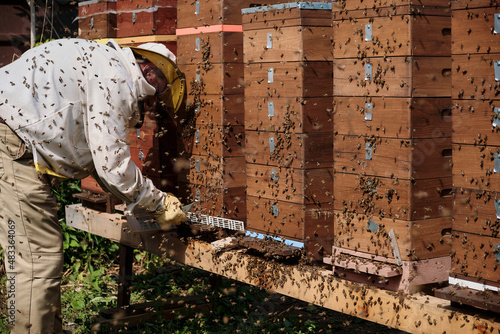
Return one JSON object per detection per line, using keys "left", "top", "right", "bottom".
{"left": 175, "top": 0, "right": 257, "bottom": 219}
{"left": 449, "top": 0, "right": 500, "bottom": 291}
{"left": 242, "top": 2, "right": 334, "bottom": 260}
{"left": 78, "top": 0, "right": 180, "bottom": 208}
{"left": 117, "top": 0, "right": 179, "bottom": 194}
{"left": 331, "top": 0, "right": 453, "bottom": 290}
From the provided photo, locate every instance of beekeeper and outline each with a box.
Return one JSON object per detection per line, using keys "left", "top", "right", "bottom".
{"left": 0, "top": 38, "right": 187, "bottom": 333}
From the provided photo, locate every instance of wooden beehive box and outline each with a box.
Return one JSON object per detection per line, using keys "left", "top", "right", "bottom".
{"left": 331, "top": 1, "right": 453, "bottom": 289}
{"left": 448, "top": 0, "right": 500, "bottom": 292}
{"left": 185, "top": 94, "right": 244, "bottom": 127}
{"left": 177, "top": 182, "right": 247, "bottom": 219}
{"left": 242, "top": 2, "right": 334, "bottom": 260}
{"left": 115, "top": 0, "right": 176, "bottom": 37}
{"left": 78, "top": 0, "right": 117, "bottom": 40}
{"left": 177, "top": 0, "right": 266, "bottom": 28}
{"left": 175, "top": 0, "right": 253, "bottom": 220}
{"left": 176, "top": 32, "right": 243, "bottom": 66}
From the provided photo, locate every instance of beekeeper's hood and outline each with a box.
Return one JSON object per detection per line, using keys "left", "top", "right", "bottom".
{"left": 130, "top": 43, "right": 185, "bottom": 113}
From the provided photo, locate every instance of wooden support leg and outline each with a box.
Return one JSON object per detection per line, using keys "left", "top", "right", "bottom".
{"left": 118, "top": 244, "right": 134, "bottom": 308}
{"left": 209, "top": 273, "right": 223, "bottom": 290}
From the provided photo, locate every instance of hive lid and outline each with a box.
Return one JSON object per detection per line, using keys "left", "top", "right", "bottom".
{"left": 241, "top": 2, "right": 332, "bottom": 14}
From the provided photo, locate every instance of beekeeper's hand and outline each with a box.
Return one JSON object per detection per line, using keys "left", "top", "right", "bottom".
{"left": 153, "top": 193, "right": 188, "bottom": 230}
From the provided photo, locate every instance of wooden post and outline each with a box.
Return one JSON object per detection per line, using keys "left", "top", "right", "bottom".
{"left": 117, "top": 244, "right": 134, "bottom": 308}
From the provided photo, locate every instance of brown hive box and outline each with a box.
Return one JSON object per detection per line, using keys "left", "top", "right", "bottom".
{"left": 116, "top": 0, "right": 176, "bottom": 37}
{"left": 185, "top": 94, "right": 244, "bottom": 127}
{"left": 245, "top": 96, "right": 332, "bottom": 133}
{"left": 333, "top": 213, "right": 452, "bottom": 261}
{"left": 246, "top": 165, "right": 333, "bottom": 204}
{"left": 452, "top": 143, "right": 500, "bottom": 191}
{"left": 451, "top": 6, "right": 500, "bottom": 55}
{"left": 334, "top": 56, "right": 451, "bottom": 98}
{"left": 177, "top": 0, "right": 268, "bottom": 28}
{"left": 452, "top": 54, "right": 500, "bottom": 100}
{"left": 176, "top": 32, "right": 243, "bottom": 65}
{"left": 182, "top": 124, "right": 244, "bottom": 158}
{"left": 450, "top": 232, "right": 500, "bottom": 287}
{"left": 78, "top": 0, "right": 117, "bottom": 39}
{"left": 245, "top": 196, "right": 333, "bottom": 244}
{"left": 453, "top": 100, "right": 500, "bottom": 146}
{"left": 245, "top": 61, "right": 333, "bottom": 98}
{"left": 454, "top": 188, "right": 500, "bottom": 237}
{"left": 180, "top": 155, "right": 246, "bottom": 189}
{"left": 334, "top": 173, "right": 453, "bottom": 221}
{"left": 178, "top": 183, "right": 246, "bottom": 219}
{"left": 244, "top": 130, "right": 333, "bottom": 169}
{"left": 334, "top": 97, "right": 452, "bottom": 138}
{"left": 334, "top": 136, "right": 452, "bottom": 180}
{"left": 333, "top": 9, "right": 450, "bottom": 59}
{"left": 183, "top": 63, "right": 244, "bottom": 95}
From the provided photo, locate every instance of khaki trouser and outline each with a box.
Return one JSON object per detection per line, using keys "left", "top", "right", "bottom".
{"left": 0, "top": 123, "right": 64, "bottom": 333}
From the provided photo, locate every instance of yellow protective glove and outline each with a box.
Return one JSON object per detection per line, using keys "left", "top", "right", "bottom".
{"left": 153, "top": 193, "right": 188, "bottom": 230}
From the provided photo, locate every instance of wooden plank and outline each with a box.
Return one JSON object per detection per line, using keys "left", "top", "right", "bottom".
{"left": 182, "top": 63, "right": 244, "bottom": 95}
{"left": 452, "top": 143, "right": 500, "bottom": 190}
{"left": 245, "top": 195, "right": 334, "bottom": 241}
{"left": 177, "top": 32, "right": 243, "bottom": 65}
{"left": 452, "top": 54, "right": 500, "bottom": 100}
{"left": 65, "top": 204, "right": 500, "bottom": 334}
{"left": 333, "top": 97, "right": 452, "bottom": 138}
{"left": 177, "top": 183, "right": 246, "bottom": 220}
{"left": 435, "top": 285, "right": 500, "bottom": 314}
{"left": 451, "top": 231, "right": 500, "bottom": 287}
{"left": 245, "top": 96, "right": 333, "bottom": 133}
{"left": 333, "top": 212, "right": 452, "bottom": 261}
{"left": 182, "top": 124, "right": 245, "bottom": 158}
{"left": 179, "top": 155, "right": 246, "bottom": 188}
{"left": 334, "top": 136, "right": 452, "bottom": 179}
{"left": 244, "top": 130, "right": 333, "bottom": 169}
{"left": 333, "top": 14, "right": 450, "bottom": 59}
{"left": 452, "top": 7, "right": 500, "bottom": 55}
{"left": 93, "top": 35, "right": 177, "bottom": 45}
{"left": 333, "top": 56, "right": 452, "bottom": 98}
{"left": 244, "top": 61, "right": 333, "bottom": 98}
{"left": 246, "top": 164, "right": 333, "bottom": 204}
{"left": 243, "top": 26, "right": 333, "bottom": 63}
{"left": 334, "top": 173, "right": 453, "bottom": 220}
{"left": 453, "top": 100, "right": 500, "bottom": 146}
{"left": 453, "top": 188, "right": 500, "bottom": 237}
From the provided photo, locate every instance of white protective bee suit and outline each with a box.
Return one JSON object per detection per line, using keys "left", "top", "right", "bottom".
{"left": 0, "top": 38, "right": 180, "bottom": 333}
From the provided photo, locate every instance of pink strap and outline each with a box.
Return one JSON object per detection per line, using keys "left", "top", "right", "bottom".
{"left": 176, "top": 25, "right": 243, "bottom": 35}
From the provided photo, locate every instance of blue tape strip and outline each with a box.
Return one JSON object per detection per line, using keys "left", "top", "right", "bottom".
{"left": 245, "top": 231, "right": 304, "bottom": 248}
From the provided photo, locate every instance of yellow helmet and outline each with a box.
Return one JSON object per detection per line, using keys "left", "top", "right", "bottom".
{"left": 129, "top": 44, "right": 185, "bottom": 113}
